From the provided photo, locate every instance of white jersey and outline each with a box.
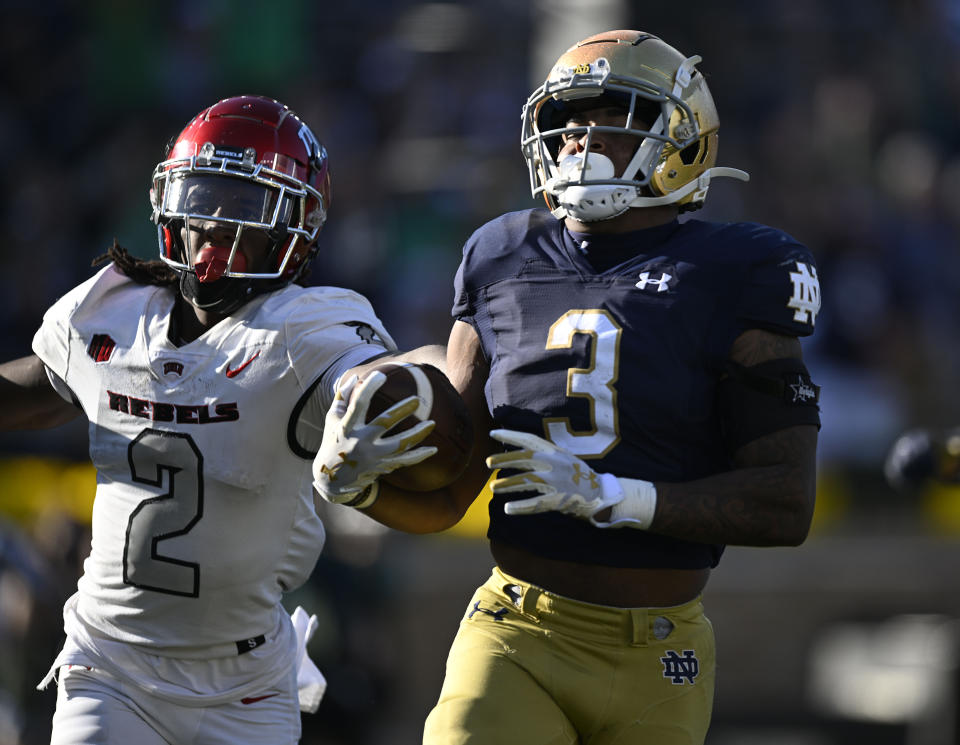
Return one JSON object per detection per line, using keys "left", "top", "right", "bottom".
{"left": 33, "top": 265, "right": 394, "bottom": 663}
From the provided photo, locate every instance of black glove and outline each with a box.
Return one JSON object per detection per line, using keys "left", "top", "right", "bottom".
{"left": 884, "top": 428, "right": 960, "bottom": 489}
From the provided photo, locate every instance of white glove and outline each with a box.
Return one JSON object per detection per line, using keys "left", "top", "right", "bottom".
{"left": 312, "top": 373, "right": 437, "bottom": 508}
{"left": 487, "top": 429, "right": 657, "bottom": 529}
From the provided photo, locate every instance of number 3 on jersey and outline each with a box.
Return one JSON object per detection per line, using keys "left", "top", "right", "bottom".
{"left": 123, "top": 429, "right": 203, "bottom": 597}
{"left": 544, "top": 309, "right": 622, "bottom": 459}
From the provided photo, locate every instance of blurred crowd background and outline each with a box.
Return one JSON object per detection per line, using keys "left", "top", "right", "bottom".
{"left": 2, "top": 1, "right": 960, "bottom": 743}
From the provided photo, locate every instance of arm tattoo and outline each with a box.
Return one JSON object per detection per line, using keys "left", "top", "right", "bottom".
{"left": 729, "top": 328, "right": 802, "bottom": 366}
{"left": 653, "top": 426, "right": 816, "bottom": 546}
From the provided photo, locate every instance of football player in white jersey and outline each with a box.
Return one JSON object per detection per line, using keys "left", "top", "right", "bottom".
{"left": 0, "top": 95, "right": 441, "bottom": 745}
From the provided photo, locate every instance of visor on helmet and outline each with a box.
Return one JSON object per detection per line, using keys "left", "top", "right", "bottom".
{"left": 161, "top": 173, "right": 293, "bottom": 231}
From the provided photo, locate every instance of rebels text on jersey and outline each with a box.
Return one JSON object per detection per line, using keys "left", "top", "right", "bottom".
{"left": 453, "top": 209, "right": 820, "bottom": 570}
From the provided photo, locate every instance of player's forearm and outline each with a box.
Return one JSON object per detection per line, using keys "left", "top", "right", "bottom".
{"left": 0, "top": 355, "right": 81, "bottom": 430}
{"left": 382, "top": 345, "right": 448, "bottom": 373}
{"left": 651, "top": 426, "right": 817, "bottom": 547}
{"left": 363, "top": 334, "right": 495, "bottom": 534}
{"left": 364, "top": 462, "right": 489, "bottom": 534}
{"left": 652, "top": 465, "right": 813, "bottom": 546}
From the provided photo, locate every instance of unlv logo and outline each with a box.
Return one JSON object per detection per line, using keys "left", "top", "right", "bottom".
{"left": 87, "top": 334, "right": 116, "bottom": 363}
{"left": 661, "top": 650, "right": 700, "bottom": 685}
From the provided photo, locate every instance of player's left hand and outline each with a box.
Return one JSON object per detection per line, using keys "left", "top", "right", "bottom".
{"left": 487, "top": 429, "right": 626, "bottom": 526}
{"left": 312, "top": 373, "right": 437, "bottom": 507}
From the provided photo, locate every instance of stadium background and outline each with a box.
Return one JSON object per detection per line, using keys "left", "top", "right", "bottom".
{"left": 1, "top": 1, "right": 960, "bottom": 743}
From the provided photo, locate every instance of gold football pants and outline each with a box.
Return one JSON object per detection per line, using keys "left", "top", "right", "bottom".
{"left": 423, "top": 566, "right": 715, "bottom": 745}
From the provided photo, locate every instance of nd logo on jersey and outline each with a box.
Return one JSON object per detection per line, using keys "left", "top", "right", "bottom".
{"left": 787, "top": 261, "right": 820, "bottom": 326}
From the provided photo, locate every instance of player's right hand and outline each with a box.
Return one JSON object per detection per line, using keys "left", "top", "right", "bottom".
{"left": 312, "top": 373, "right": 436, "bottom": 508}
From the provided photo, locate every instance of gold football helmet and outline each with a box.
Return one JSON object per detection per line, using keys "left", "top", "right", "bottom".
{"left": 521, "top": 30, "right": 748, "bottom": 221}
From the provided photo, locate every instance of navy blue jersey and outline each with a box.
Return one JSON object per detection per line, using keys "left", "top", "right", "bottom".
{"left": 453, "top": 209, "right": 819, "bottom": 569}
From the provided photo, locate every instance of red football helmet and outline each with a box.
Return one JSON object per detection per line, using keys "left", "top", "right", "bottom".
{"left": 150, "top": 95, "right": 331, "bottom": 312}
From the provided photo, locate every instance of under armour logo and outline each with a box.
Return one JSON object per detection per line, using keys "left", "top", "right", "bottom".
{"left": 661, "top": 649, "right": 700, "bottom": 685}
{"left": 571, "top": 464, "right": 599, "bottom": 489}
{"left": 787, "top": 262, "right": 820, "bottom": 326}
{"left": 635, "top": 271, "right": 673, "bottom": 292}
{"left": 319, "top": 452, "right": 358, "bottom": 481}
{"left": 468, "top": 602, "right": 508, "bottom": 621}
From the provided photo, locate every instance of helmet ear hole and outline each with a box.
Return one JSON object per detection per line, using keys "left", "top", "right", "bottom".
{"left": 678, "top": 142, "right": 701, "bottom": 166}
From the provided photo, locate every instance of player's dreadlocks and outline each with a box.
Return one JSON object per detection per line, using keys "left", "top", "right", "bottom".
{"left": 92, "top": 239, "right": 178, "bottom": 286}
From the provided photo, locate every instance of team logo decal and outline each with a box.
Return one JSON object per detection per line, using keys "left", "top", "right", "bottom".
{"left": 298, "top": 123, "right": 326, "bottom": 167}
{"left": 345, "top": 321, "right": 385, "bottom": 345}
{"left": 661, "top": 649, "right": 700, "bottom": 685}
{"left": 554, "top": 57, "right": 609, "bottom": 83}
{"left": 87, "top": 334, "right": 116, "bottom": 363}
{"left": 162, "top": 361, "right": 184, "bottom": 377}
{"left": 787, "top": 261, "right": 820, "bottom": 326}
{"left": 788, "top": 374, "right": 818, "bottom": 404}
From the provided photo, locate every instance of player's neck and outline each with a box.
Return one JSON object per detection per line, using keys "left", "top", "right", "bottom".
{"left": 564, "top": 205, "right": 679, "bottom": 235}
{"left": 170, "top": 295, "right": 227, "bottom": 346}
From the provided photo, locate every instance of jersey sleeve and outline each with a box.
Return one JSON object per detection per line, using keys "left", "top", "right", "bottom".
{"left": 283, "top": 288, "right": 397, "bottom": 457}
{"left": 734, "top": 227, "right": 820, "bottom": 338}
{"left": 452, "top": 230, "right": 482, "bottom": 322}
{"left": 452, "top": 216, "right": 515, "bottom": 323}
{"left": 32, "top": 300, "right": 73, "bottom": 383}
{"left": 451, "top": 230, "right": 497, "bottom": 362}
{"left": 31, "top": 264, "right": 120, "bottom": 384}
{"left": 283, "top": 287, "right": 397, "bottom": 394}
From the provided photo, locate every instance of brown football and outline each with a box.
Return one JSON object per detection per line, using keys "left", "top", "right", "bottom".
{"left": 356, "top": 362, "right": 474, "bottom": 491}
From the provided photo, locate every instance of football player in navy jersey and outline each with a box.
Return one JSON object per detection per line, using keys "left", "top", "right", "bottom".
{"left": 0, "top": 95, "right": 442, "bottom": 745}
{"left": 313, "top": 30, "right": 822, "bottom": 745}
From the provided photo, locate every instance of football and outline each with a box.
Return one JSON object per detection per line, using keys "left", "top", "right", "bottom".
{"left": 356, "top": 362, "right": 474, "bottom": 491}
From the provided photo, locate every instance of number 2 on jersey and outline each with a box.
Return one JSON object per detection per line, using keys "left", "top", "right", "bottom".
{"left": 544, "top": 309, "right": 622, "bottom": 459}
{"left": 123, "top": 429, "right": 203, "bottom": 597}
